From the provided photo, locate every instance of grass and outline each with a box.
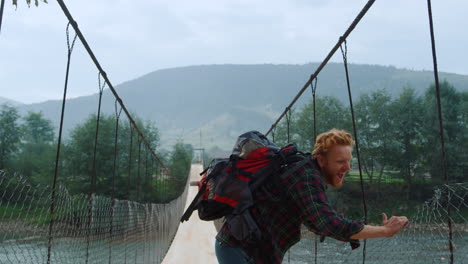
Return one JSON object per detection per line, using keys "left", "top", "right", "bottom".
{"left": 0, "top": 203, "right": 53, "bottom": 226}
{"left": 346, "top": 171, "right": 405, "bottom": 184}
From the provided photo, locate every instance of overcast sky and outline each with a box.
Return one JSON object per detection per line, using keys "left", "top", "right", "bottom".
{"left": 1, "top": 0, "right": 467, "bottom": 104}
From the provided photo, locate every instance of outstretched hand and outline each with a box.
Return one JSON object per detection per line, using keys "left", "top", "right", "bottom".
{"left": 381, "top": 213, "right": 409, "bottom": 237}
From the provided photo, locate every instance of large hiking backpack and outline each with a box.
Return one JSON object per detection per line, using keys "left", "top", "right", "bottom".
{"left": 180, "top": 131, "right": 310, "bottom": 241}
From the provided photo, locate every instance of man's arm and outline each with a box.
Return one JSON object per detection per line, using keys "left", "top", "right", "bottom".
{"left": 286, "top": 166, "right": 364, "bottom": 241}
{"left": 350, "top": 213, "right": 409, "bottom": 239}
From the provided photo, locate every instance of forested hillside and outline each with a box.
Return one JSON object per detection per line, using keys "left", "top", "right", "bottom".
{"left": 13, "top": 63, "right": 468, "bottom": 149}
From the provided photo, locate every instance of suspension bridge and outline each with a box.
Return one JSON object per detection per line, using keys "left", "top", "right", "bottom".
{"left": 1, "top": 0, "right": 467, "bottom": 263}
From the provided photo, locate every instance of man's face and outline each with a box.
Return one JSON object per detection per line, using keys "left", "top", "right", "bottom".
{"left": 317, "top": 145, "right": 352, "bottom": 188}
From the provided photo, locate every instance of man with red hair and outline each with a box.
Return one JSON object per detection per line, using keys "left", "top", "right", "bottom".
{"left": 216, "top": 129, "right": 409, "bottom": 264}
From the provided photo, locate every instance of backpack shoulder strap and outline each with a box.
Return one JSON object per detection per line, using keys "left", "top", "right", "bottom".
{"left": 180, "top": 182, "right": 207, "bottom": 222}
{"left": 279, "top": 157, "right": 312, "bottom": 180}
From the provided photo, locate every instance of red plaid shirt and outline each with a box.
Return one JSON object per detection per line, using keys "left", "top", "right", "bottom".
{"left": 216, "top": 158, "right": 364, "bottom": 263}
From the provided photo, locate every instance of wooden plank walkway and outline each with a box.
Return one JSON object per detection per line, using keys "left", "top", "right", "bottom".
{"left": 162, "top": 164, "right": 219, "bottom": 264}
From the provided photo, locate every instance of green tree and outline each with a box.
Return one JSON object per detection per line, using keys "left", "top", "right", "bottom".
{"left": 355, "top": 90, "right": 394, "bottom": 188}
{"left": 422, "top": 81, "right": 464, "bottom": 183}
{"left": 0, "top": 104, "right": 21, "bottom": 171}
{"left": 63, "top": 113, "right": 161, "bottom": 201}
{"left": 168, "top": 142, "right": 193, "bottom": 178}
{"left": 459, "top": 91, "right": 468, "bottom": 181}
{"left": 163, "top": 141, "right": 193, "bottom": 201}
{"left": 63, "top": 114, "right": 114, "bottom": 195}
{"left": 16, "top": 111, "right": 55, "bottom": 185}
{"left": 21, "top": 111, "right": 54, "bottom": 144}
{"left": 152, "top": 141, "right": 192, "bottom": 203}
{"left": 390, "top": 87, "right": 424, "bottom": 198}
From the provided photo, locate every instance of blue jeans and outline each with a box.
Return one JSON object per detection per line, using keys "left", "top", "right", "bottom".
{"left": 215, "top": 240, "right": 254, "bottom": 264}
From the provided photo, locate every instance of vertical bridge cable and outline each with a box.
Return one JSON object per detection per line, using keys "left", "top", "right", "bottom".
{"left": 85, "top": 72, "right": 106, "bottom": 264}
{"left": 310, "top": 78, "right": 318, "bottom": 264}
{"left": 157, "top": 164, "right": 162, "bottom": 260}
{"left": 150, "top": 153, "right": 156, "bottom": 262}
{"left": 124, "top": 144, "right": 130, "bottom": 264}
{"left": 91, "top": 72, "right": 107, "bottom": 192}
{"left": 340, "top": 39, "right": 368, "bottom": 264}
{"left": 426, "top": 1, "right": 454, "bottom": 263}
{"left": 0, "top": 0, "right": 5, "bottom": 33}
{"left": 137, "top": 138, "right": 142, "bottom": 201}
{"left": 310, "top": 78, "right": 318, "bottom": 142}
{"left": 47, "top": 22, "right": 77, "bottom": 264}
{"left": 145, "top": 147, "right": 150, "bottom": 200}
{"left": 109, "top": 100, "right": 123, "bottom": 264}
{"left": 143, "top": 146, "right": 149, "bottom": 261}
{"left": 285, "top": 108, "right": 294, "bottom": 264}
{"left": 151, "top": 155, "right": 156, "bottom": 192}
{"left": 265, "top": 0, "right": 376, "bottom": 137}
{"left": 286, "top": 109, "right": 292, "bottom": 143}
{"left": 128, "top": 125, "right": 134, "bottom": 199}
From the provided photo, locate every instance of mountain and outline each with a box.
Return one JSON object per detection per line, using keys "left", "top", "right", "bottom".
{"left": 0, "top": 97, "right": 24, "bottom": 107}
{"left": 17, "top": 63, "right": 468, "bottom": 150}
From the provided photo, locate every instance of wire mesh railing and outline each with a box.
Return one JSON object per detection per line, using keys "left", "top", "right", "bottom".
{"left": 287, "top": 183, "right": 468, "bottom": 264}
{"left": 0, "top": 170, "right": 190, "bottom": 264}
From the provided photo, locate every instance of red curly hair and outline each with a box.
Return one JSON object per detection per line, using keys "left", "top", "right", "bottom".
{"left": 312, "top": 129, "right": 354, "bottom": 157}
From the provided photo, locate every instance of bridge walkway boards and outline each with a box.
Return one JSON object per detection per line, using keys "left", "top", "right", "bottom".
{"left": 162, "top": 164, "right": 219, "bottom": 264}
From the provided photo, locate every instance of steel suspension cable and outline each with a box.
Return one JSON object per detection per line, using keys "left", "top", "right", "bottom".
{"left": 47, "top": 22, "right": 77, "bottom": 264}
{"left": 272, "top": 127, "right": 276, "bottom": 143}
{"left": 265, "top": 0, "right": 376, "bottom": 136}
{"left": 340, "top": 40, "right": 368, "bottom": 264}
{"left": 55, "top": 0, "right": 166, "bottom": 170}
{"left": 426, "top": 0, "right": 454, "bottom": 263}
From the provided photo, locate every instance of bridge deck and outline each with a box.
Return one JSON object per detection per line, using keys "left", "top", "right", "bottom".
{"left": 162, "top": 164, "right": 219, "bottom": 264}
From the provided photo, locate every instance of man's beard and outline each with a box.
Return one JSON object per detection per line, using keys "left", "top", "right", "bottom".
{"left": 322, "top": 165, "right": 343, "bottom": 187}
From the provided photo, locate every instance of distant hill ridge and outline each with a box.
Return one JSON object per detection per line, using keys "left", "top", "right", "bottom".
{"left": 0, "top": 97, "right": 24, "bottom": 107}
{"left": 14, "top": 63, "right": 468, "bottom": 149}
